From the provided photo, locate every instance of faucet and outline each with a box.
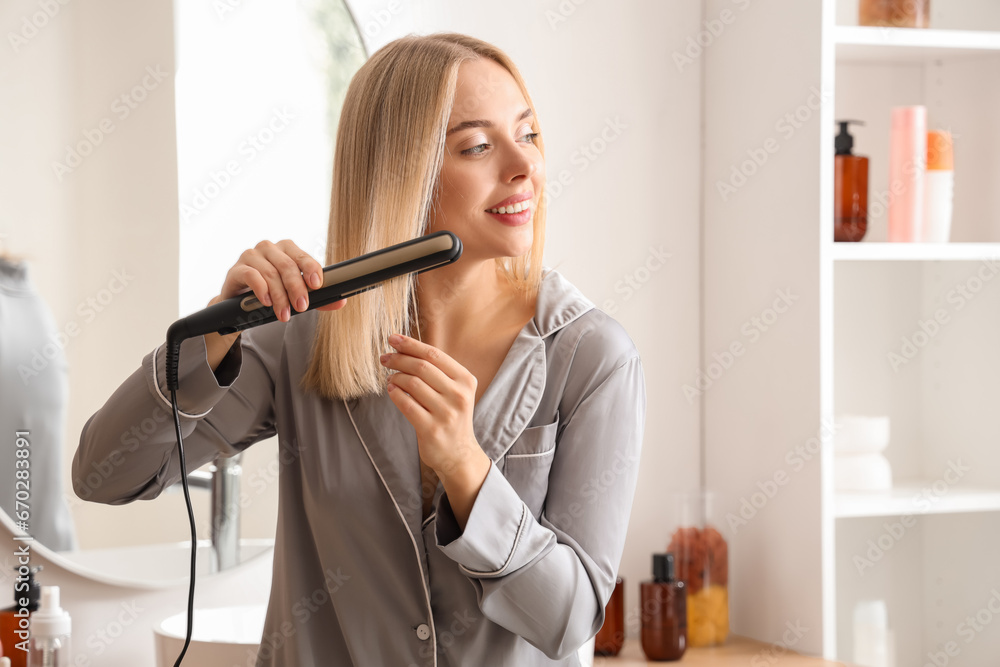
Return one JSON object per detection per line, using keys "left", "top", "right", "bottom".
{"left": 186, "top": 453, "right": 243, "bottom": 571}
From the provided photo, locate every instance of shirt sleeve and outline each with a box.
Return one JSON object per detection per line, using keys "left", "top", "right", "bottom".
{"left": 435, "top": 355, "right": 646, "bottom": 660}
{"left": 72, "top": 325, "right": 280, "bottom": 505}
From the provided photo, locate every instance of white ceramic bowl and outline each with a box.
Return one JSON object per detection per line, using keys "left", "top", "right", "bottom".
{"left": 155, "top": 604, "right": 265, "bottom": 667}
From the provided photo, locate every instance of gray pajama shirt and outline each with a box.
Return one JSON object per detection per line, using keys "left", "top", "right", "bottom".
{"left": 73, "top": 266, "right": 646, "bottom": 666}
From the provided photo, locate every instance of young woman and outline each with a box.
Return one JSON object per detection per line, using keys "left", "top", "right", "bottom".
{"left": 74, "top": 33, "right": 646, "bottom": 666}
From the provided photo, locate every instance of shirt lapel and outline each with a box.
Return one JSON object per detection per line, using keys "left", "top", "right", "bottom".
{"left": 473, "top": 321, "right": 547, "bottom": 463}
{"left": 345, "top": 392, "right": 425, "bottom": 542}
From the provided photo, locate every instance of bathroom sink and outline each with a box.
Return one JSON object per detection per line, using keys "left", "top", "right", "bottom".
{"left": 154, "top": 604, "right": 595, "bottom": 667}
{"left": 154, "top": 604, "right": 594, "bottom": 667}
{"left": 155, "top": 604, "right": 265, "bottom": 667}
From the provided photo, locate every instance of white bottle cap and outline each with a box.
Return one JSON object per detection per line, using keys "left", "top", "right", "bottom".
{"left": 1, "top": 657, "right": 11, "bottom": 667}
{"left": 29, "top": 586, "right": 71, "bottom": 637}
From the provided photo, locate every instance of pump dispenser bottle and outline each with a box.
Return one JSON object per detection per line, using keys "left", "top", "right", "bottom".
{"left": 1, "top": 567, "right": 42, "bottom": 667}
{"left": 27, "top": 587, "right": 70, "bottom": 667}
{"left": 835, "top": 120, "right": 869, "bottom": 242}
{"left": 640, "top": 553, "right": 687, "bottom": 661}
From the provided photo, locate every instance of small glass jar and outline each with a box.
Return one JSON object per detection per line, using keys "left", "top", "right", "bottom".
{"left": 668, "top": 492, "right": 729, "bottom": 647}
{"left": 859, "top": 0, "right": 930, "bottom": 29}
{"left": 594, "top": 577, "right": 625, "bottom": 656}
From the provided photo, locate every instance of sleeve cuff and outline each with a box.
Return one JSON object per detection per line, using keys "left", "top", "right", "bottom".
{"left": 147, "top": 334, "right": 242, "bottom": 419}
{"left": 435, "top": 459, "right": 529, "bottom": 578}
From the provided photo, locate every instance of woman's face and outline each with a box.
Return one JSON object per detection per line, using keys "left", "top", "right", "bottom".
{"left": 428, "top": 58, "right": 545, "bottom": 262}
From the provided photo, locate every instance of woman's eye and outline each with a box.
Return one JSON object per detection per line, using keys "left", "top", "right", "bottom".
{"left": 461, "top": 143, "right": 490, "bottom": 155}
{"left": 459, "top": 132, "right": 538, "bottom": 156}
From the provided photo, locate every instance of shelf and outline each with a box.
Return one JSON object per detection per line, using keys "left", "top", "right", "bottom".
{"left": 604, "top": 635, "right": 847, "bottom": 666}
{"left": 836, "top": 483, "right": 1000, "bottom": 518}
{"left": 831, "top": 242, "right": 1000, "bottom": 261}
{"left": 835, "top": 25, "right": 1000, "bottom": 63}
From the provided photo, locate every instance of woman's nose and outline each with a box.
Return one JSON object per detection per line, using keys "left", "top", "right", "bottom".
{"left": 499, "top": 141, "right": 539, "bottom": 182}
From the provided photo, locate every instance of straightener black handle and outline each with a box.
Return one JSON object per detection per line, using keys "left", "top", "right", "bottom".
{"left": 165, "top": 230, "right": 462, "bottom": 390}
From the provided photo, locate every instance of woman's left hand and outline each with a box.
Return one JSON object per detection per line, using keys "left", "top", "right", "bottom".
{"left": 381, "top": 334, "right": 490, "bottom": 486}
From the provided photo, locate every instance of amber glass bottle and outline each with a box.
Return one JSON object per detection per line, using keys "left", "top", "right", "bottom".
{"left": 834, "top": 120, "right": 869, "bottom": 242}
{"left": 640, "top": 554, "right": 687, "bottom": 661}
{"left": 594, "top": 577, "right": 624, "bottom": 656}
{"left": 859, "top": 0, "right": 930, "bottom": 28}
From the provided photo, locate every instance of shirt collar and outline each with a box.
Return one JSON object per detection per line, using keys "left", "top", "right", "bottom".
{"left": 533, "top": 266, "right": 597, "bottom": 339}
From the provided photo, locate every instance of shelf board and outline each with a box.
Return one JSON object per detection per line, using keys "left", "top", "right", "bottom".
{"left": 831, "top": 242, "right": 1000, "bottom": 261}
{"left": 836, "top": 483, "right": 1000, "bottom": 518}
{"left": 835, "top": 25, "right": 1000, "bottom": 63}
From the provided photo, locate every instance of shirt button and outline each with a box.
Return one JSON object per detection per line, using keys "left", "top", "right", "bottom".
{"left": 415, "top": 623, "right": 431, "bottom": 640}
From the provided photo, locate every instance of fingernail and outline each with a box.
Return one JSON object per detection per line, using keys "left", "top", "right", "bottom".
{"left": 296, "top": 296, "right": 308, "bottom": 312}
{"left": 262, "top": 292, "right": 272, "bottom": 307}
{"left": 282, "top": 306, "right": 290, "bottom": 321}
{"left": 310, "top": 272, "right": 322, "bottom": 288}
{"left": 389, "top": 334, "right": 403, "bottom": 345}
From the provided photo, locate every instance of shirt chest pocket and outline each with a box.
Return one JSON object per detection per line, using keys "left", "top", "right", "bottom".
{"left": 500, "top": 414, "right": 559, "bottom": 519}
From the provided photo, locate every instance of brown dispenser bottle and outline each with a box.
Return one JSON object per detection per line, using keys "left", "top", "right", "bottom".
{"left": 834, "top": 120, "right": 869, "bottom": 242}
{"left": 640, "top": 554, "right": 687, "bottom": 661}
{"left": 594, "top": 577, "right": 624, "bottom": 656}
{"left": 0, "top": 566, "right": 42, "bottom": 667}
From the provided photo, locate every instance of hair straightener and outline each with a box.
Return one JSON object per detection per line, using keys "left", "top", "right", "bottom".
{"left": 162, "top": 229, "right": 461, "bottom": 667}
{"left": 165, "top": 230, "right": 462, "bottom": 390}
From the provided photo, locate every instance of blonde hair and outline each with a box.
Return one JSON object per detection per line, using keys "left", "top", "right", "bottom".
{"left": 301, "top": 33, "right": 547, "bottom": 401}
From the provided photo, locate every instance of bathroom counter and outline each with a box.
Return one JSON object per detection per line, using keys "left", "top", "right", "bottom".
{"left": 594, "top": 635, "right": 853, "bottom": 666}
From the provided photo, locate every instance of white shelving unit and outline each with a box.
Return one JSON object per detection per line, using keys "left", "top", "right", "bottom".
{"left": 836, "top": 25, "right": 1000, "bottom": 62}
{"left": 703, "top": 1, "right": 1000, "bottom": 665}
{"left": 831, "top": 242, "right": 1000, "bottom": 261}
{"left": 836, "top": 484, "right": 1000, "bottom": 519}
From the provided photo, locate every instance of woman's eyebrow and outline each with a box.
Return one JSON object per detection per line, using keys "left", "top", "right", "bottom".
{"left": 447, "top": 108, "right": 533, "bottom": 136}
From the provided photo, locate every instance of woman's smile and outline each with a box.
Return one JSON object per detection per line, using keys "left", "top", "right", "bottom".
{"left": 486, "top": 190, "right": 533, "bottom": 225}
{"left": 486, "top": 204, "right": 532, "bottom": 226}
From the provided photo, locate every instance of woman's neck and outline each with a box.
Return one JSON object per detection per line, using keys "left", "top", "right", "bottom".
{"left": 413, "top": 260, "right": 525, "bottom": 349}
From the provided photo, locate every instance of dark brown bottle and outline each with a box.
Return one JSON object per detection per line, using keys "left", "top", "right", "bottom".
{"left": 594, "top": 577, "right": 624, "bottom": 656}
{"left": 641, "top": 554, "right": 687, "bottom": 661}
{"left": 834, "top": 120, "right": 869, "bottom": 242}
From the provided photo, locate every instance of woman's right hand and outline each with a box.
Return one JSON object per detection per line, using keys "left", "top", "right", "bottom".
{"left": 204, "top": 240, "right": 345, "bottom": 371}
{"left": 213, "top": 239, "right": 346, "bottom": 321}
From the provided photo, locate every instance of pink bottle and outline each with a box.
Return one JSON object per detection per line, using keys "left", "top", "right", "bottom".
{"left": 888, "top": 106, "right": 927, "bottom": 242}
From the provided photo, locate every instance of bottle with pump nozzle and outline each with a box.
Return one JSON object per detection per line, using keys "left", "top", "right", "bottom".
{"left": 1, "top": 566, "right": 43, "bottom": 667}
{"left": 26, "top": 587, "right": 70, "bottom": 667}
{"left": 640, "top": 553, "right": 687, "bottom": 661}
{"left": 835, "top": 120, "right": 870, "bottom": 242}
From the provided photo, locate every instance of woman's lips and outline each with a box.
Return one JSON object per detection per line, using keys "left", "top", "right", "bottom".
{"left": 487, "top": 205, "right": 531, "bottom": 226}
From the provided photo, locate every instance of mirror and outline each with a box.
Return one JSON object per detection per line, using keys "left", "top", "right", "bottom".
{"left": 0, "top": 0, "right": 366, "bottom": 583}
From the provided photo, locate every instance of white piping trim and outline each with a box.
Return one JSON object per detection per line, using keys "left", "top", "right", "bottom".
{"left": 458, "top": 503, "right": 527, "bottom": 578}
{"left": 344, "top": 397, "right": 437, "bottom": 666}
{"left": 505, "top": 448, "right": 555, "bottom": 460}
{"left": 151, "top": 344, "right": 213, "bottom": 419}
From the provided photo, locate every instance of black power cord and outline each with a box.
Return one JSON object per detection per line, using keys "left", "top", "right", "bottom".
{"left": 169, "top": 387, "right": 197, "bottom": 667}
